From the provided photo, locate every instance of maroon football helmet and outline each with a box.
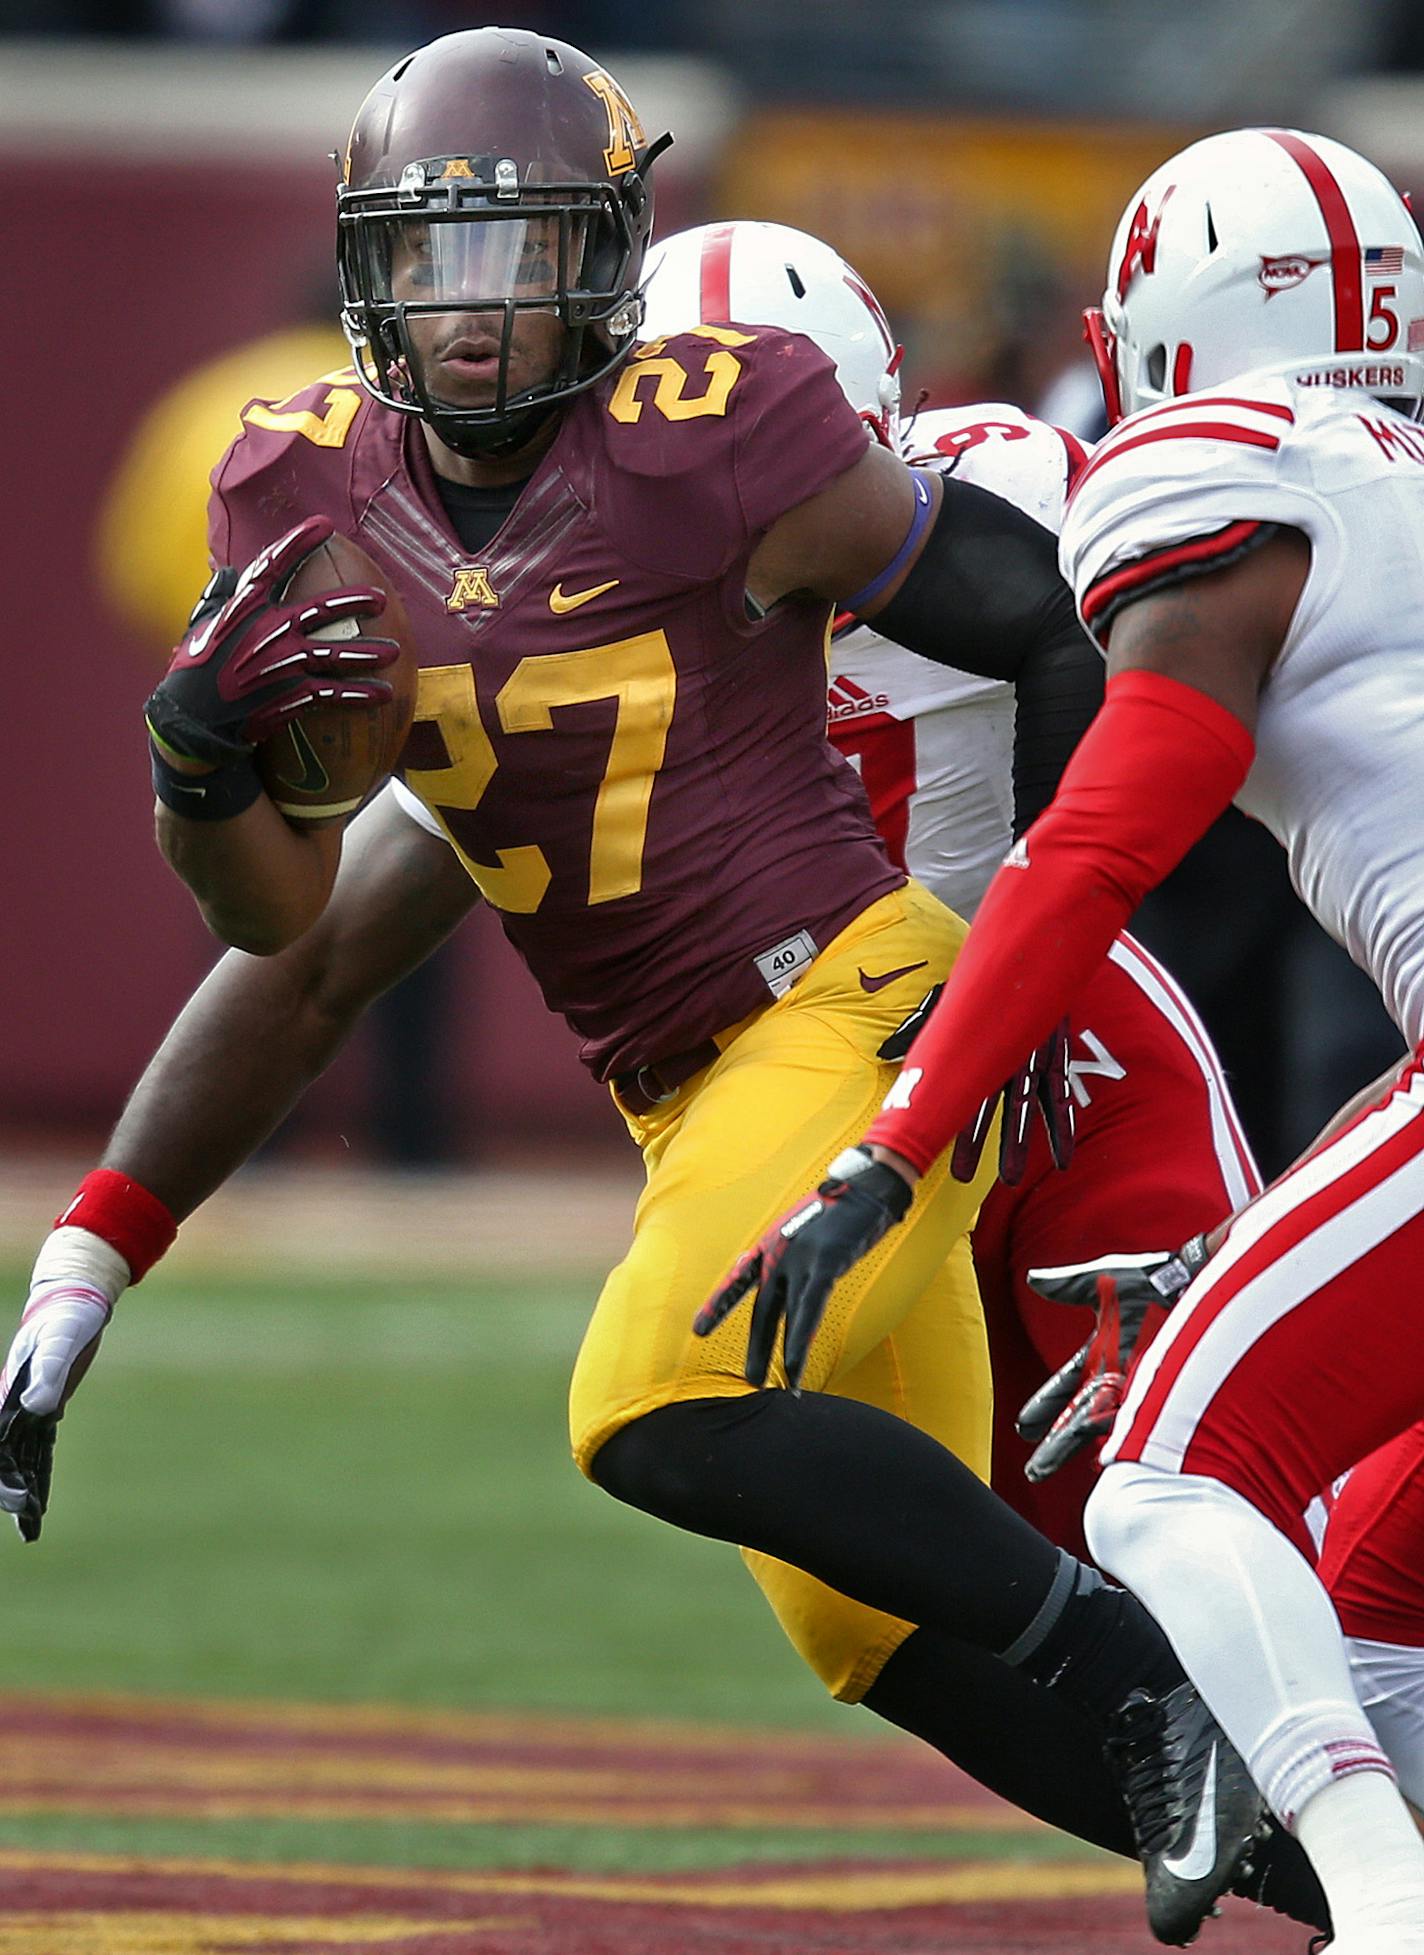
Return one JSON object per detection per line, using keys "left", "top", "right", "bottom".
{"left": 337, "top": 28, "right": 670, "bottom": 456}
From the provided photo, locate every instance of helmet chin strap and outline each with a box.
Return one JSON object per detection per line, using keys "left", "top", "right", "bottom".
{"left": 432, "top": 395, "right": 560, "bottom": 461}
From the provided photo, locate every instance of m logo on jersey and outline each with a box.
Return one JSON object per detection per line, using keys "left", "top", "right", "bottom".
{"left": 446, "top": 566, "right": 500, "bottom": 612}
{"left": 1115, "top": 185, "right": 1174, "bottom": 302}
{"left": 828, "top": 675, "right": 891, "bottom": 722}
{"left": 1259, "top": 253, "right": 1327, "bottom": 298}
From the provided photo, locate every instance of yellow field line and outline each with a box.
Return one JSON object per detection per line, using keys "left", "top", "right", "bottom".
{"left": 0, "top": 1913, "right": 535, "bottom": 1952}
{"left": 0, "top": 1846, "right": 1139, "bottom": 1912}
{"left": 0, "top": 1734, "right": 1020, "bottom": 1813}
{"left": 0, "top": 1689, "right": 867, "bottom": 1757}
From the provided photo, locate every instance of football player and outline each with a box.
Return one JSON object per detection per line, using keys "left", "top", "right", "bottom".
{"left": 701, "top": 128, "right": 1424, "bottom": 1949}
{"left": 641, "top": 218, "right": 1262, "bottom": 1562}
{"left": 1318, "top": 1422, "right": 1424, "bottom": 1815}
{"left": 0, "top": 35, "right": 1313, "bottom": 1928}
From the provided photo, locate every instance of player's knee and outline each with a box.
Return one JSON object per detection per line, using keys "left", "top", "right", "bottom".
{"left": 1084, "top": 1459, "right": 1175, "bottom": 1581}
{"left": 587, "top": 1398, "right": 747, "bottom": 1526}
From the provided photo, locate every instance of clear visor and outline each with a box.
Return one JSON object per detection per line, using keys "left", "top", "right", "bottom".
{"left": 372, "top": 211, "right": 590, "bottom": 307}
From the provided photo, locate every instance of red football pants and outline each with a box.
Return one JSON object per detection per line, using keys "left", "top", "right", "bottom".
{"left": 1103, "top": 1048, "right": 1424, "bottom": 1561}
{"left": 973, "top": 931, "right": 1261, "bottom": 1560}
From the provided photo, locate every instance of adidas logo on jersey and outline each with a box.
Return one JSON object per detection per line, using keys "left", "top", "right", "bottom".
{"left": 828, "top": 675, "right": 891, "bottom": 722}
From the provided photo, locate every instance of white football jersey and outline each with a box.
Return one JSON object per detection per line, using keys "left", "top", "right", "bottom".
{"left": 1060, "top": 372, "right": 1424, "bottom": 1048}
{"left": 829, "top": 404, "right": 1090, "bottom": 919}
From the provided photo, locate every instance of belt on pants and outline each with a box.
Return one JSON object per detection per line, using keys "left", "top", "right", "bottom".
{"left": 614, "top": 1038, "right": 722, "bottom": 1116}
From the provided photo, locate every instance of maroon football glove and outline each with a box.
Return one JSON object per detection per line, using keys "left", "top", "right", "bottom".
{"left": 694, "top": 1147, "right": 914, "bottom": 1390}
{"left": 951, "top": 1015, "right": 1075, "bottom": 1187}
{"left": 145, "top": 516, "right": 398, "bottom": 767}
{"left": 1015, "top": 1240, "right": 1209, "bottom": 1480}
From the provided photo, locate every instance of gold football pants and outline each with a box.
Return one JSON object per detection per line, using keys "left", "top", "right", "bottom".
{"left": 569, "top": 879, "right": 996, "bottom": 1701}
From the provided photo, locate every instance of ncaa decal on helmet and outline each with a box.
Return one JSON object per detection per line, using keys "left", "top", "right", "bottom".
{"left": 1086, "top": 127, "right": 1424, "bottom": 424}
{"left": 641, "top": 220, "right": 904, "bottom": 445}
{"left": 337, "top": 26, "right": 671, "bottom": 456}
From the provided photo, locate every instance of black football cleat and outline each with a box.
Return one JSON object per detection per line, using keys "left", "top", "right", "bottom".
{"left": 1231, "top": 1814, "right": 1332, "bottom": 1937}
{"left": 1107, "top": 1682, "right": 1268, "bottom": 1945}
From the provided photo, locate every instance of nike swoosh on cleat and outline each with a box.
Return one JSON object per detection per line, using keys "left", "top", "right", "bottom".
{"left": 859, "top": 960, "right": 929, "bottom": 993}
{"left": 549, "top": 579, "right": 620, "bottom": 614}
{"left": 1162, "top": 1741, "right": 1219, "bottom": 1882}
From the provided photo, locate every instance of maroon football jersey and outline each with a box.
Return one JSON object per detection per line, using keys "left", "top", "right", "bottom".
{"left": 209, "top": 328, "right": 903, "bottom": 1079}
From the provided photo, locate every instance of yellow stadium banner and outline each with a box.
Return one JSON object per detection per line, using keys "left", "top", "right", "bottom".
{"left": 717, "top": 112, "right": 1202, "bottom": 381}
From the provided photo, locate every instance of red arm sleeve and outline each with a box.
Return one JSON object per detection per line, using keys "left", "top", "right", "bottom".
{"left": 865, "top": 669, "right": 1256, "bottom": 1174}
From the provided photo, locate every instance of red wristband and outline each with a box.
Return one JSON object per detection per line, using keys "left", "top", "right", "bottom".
{"left": 53, "top": 1169, "right": 178, "bottom": 1285}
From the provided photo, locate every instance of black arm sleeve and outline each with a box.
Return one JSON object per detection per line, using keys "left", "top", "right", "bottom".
{"left": 866, "top": 477, "right": 1105, "bottom": 833}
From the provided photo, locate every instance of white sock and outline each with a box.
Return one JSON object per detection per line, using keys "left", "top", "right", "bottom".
{"left": 1297, "top": 1770, "right": 1424, "bottom": 1943}
{"left": 1086, "top": 1462, "right": 1424, "bottom": 1932}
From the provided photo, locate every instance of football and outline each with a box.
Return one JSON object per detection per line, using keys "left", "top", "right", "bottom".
{"left": 254, "top": 532, "right": 419, "bottom": 829}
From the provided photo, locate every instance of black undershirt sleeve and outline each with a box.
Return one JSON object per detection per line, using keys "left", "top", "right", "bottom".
{"left": 865, "top": 476, "right": 1105, "bottom": 833}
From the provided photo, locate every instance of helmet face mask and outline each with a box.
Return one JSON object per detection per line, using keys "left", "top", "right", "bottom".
{"left": 640, "top": 220, "right": 903, "bottom": 446}
{"left": 337, "top": 30, "right": 667, "bottom": 457}
{"left": 1089, "top": 127, "right": 1424, "bottom": 427}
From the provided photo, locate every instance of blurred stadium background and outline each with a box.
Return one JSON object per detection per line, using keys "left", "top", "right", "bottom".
{"left": 0, "top": 7, "right": 1420, "bottom": 1948}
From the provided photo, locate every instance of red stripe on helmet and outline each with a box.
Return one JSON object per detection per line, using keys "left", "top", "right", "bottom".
{"left": 698, "top": 223, "right": 735, "bottom": 323}
{"left": 841, "top": 268, "right": 896, "bottom": 357}
{"left": 1262, "top": 129, "right": 1364, "bottom": 352}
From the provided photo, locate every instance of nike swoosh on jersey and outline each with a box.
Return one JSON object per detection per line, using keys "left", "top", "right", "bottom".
{"left": 549, "top": 579, "right": 620, "bottom": 614}
{"left": 1161, "top": 1742, "right": 1219, "bottom": 1882}
{"left": 859, "top": 960, "right": 929, "bottom": 993}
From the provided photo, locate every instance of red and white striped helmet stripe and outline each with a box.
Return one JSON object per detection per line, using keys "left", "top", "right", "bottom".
{"left": 1261, "top": 128, "right": 1365, "bottom": 353}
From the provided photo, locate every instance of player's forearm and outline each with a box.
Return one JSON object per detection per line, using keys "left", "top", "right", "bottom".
{"left": 155, "top": 798, "right": 342, "bottom": 955}
{"left": 114, "top": 796, "right": 479, "bottom": 1222}
{"left": 867, "top": 671, "right": 1254, "bottom": 1174}
{"left": 101, "top": 942, "right": 366, "bottom": 1219}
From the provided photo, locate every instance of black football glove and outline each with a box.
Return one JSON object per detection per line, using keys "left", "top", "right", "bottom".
{"left": 145, "top": 515, "right": 398, "bottom": 769}
{"left": 694, "top": 1146, "right": 914, "bottom": 1390}
{"left": 950, "top": 1016, "right": 1076, "bottom": 1187}
{"left": 877, "top": 983, "right": 943, "bottom": 1063}
{"left": 1015, "top": 1237, "right": 1210, "bottom": 1480}
{"left": 880, "top": 997, "right": 1074, "bottom": 1189}
{"left": 0, "top": 1363, "right": 57, "bottom": 1545}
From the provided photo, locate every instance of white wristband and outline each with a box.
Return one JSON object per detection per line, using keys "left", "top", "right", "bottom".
{"left": 29, "top": 1225, "right": 131, "bottom": 1306}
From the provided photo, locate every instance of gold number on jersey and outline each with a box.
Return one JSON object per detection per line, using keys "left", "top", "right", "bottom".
{"left": 406, "top": 631, "right": 678, "bottom": 910}
{"left": 608, "top": 326, "right": 756, "bottom": 426}
{"left": 403, "top": 666, "right": 552, "bottom": 913}
{"left": 243, "top": 377, "right": 362, "bottom": 449}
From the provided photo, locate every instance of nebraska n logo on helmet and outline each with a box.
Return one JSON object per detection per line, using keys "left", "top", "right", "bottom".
{"left": 1085, "top": 127, "right": 1424, "bottom": 426}
{"left": 336, "top": 27, "right": 672, "bottom": 459}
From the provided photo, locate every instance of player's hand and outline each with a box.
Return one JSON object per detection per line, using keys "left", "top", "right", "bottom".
{"left": 1015, "top": 1243, "right": 1207, "bottom": 1480}
{"left": 951, "top": 1017, "right": 1075, "bottom": 1187}
{"left": 0, "top": 1282, "right": 111, "bottom": 1542}
{"left": 145, "top": 516, "right": 399, "bottom": 767}
{"left": 694, "top": 1147, "right": 915, "bottom": 1390}
{"left": 877, "top": 983, "right": 943, "bottom": 1064}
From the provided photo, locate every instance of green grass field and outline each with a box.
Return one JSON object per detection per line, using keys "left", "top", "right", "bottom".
{"left": 0, "top": 1260, "right": 843, "bottom": 1728}
{"left": 1, "top": 1242, "right": 1308, "bottom": 1950}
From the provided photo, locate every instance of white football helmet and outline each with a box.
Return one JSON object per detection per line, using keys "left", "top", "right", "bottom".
{"left": 641, "top": 220, "right": 903, "bottom": 443}
{"left": 1089, "top": 127, "right": 1424, "bottom": 424}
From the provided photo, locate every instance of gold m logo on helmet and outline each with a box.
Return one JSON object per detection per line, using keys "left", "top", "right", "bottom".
{"left": 584, "top": 70, "right": 645, "bottom": 176}
{"left": 446, "top": 566, "right": 500, "bottom": 611}
{"left": 441, "top": 158, "right": 477, "bottom": 179}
